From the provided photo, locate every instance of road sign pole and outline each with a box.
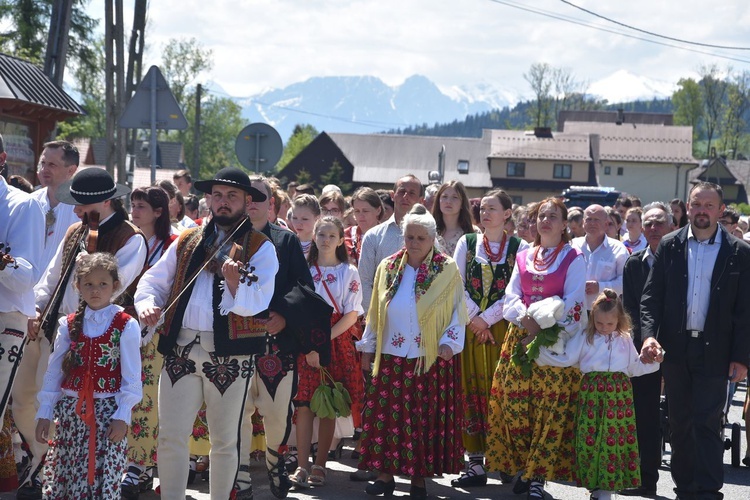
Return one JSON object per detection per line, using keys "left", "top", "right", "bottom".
{"left": 150, "top": 68, "right": 157, "bottom": 185}
{"left": 254, "top": 132, "right": 261, "bottom": 173}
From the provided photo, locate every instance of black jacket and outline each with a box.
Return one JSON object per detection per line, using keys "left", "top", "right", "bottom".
{"left": 640, "top": 225, "right": 750, "bottom": 375}
{"left": 622, "top": 248, "right": 651, "bottom": 347}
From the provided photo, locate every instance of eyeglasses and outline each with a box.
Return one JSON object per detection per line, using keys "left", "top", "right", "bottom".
{"left": 322, "top": 207, "right": 341, "bottom": 216}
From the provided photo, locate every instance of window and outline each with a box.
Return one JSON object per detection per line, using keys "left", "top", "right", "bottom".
{"left": 457, "top": 160, "right": 469, "bottom": 173}
{"left": 553, "top": 163, "right": 572, "bottom": 179}
{"left": 507, "top": 162, "right": 525, "bottom": 177}
{"left": 511, "top": 195, "right": 523, "bottom": 205}
{"left": 617, "top": 167, "right": 624, "bottom": 176}
{"left": 604, "top": 166, "right": 611, "bottom": 175}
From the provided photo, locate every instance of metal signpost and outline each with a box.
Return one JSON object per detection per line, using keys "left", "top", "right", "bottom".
{"left": 234, "top": 123, "right": 283, "bottom": 174}
{"left": 119, "top": 65, "right": 188, "bottom": 185}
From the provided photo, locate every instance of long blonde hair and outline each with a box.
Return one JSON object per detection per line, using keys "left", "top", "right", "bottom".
{"left": 585, "top": 288, "right": 632, "bottom": 344}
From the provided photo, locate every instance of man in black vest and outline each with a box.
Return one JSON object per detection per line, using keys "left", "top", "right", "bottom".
{"left": 136, "top": 168, "right": 279, "bottom": 500}
{"left": 641, "top": 182, "right": 750, "bottom": 500}
{"left": 620, "top": 202, "right": 673, "bottom": 498}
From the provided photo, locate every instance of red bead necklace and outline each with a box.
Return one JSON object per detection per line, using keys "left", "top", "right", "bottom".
{"left": 532, "top": 240, "right": 566, "bottom": 271}
{"left": 482, "top": 230, "right": 507, "bottom": 262}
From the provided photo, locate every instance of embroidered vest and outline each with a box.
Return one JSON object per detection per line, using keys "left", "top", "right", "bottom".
{"left": 465, "top": 233, "right": 520, "bottom": 310}
{"left": 517, "top": 246, "right": 579, "bottom": 306}
{"left": 61, "top": 311, "right": 130, "bottom": 394}
{"left": 157, "top": 222, "right": 271, "bottom": 357}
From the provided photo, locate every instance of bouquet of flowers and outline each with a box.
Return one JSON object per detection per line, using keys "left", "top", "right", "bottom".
{"left": 511, "top": 296, "right": 566, "bottom": 377}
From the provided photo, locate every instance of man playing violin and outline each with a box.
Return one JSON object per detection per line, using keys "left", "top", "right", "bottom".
{"left": 12, "top": 141, "right": 81, "bottom": 497}
{"left": 21, "top": 168, "right": 147, "bottom": 499}
{"left": 135, "top": 167, "right": 278, "bottom": 500}
{"left": 0, "top": 137, "right": 45, "bottom": 455}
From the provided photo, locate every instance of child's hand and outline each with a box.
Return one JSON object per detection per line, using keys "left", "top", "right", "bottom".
{"left": 305, "top": 351, "right": 320, "bottom": 369}
{"left": 107, "top": 419, "right": 128, "bottom": 442}
{"left": 35, "top": 419, "right": 50, "bottom": 444}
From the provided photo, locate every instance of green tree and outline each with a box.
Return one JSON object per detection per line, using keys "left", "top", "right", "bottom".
{"left": 295, "top": 169, "right": 312, "bottom": 186}
{"left": 0, "top": 0, "right": 98, "bottom": 69}
{"left": 277, "top": 124, "right": 319, "bottom": 171}
{"left": 320, "top": 159, "right": 352, "bottom": 194}
{"left": 672, "top": 77, "right": 703, "bottom": 149}
{"left": 183, "top": 94, "right": 245, "bottom": 179}
{"left": 524, "top": 62, "right": 553, "bottom": 128}
{"left": 57, "top": 37, "right": 106, "bottom": 139}
{"left": 699, "top": 64, "right": 729, "bottom": 157}
{"left": 719, "top": 71, "right": 750, "bottom": 159}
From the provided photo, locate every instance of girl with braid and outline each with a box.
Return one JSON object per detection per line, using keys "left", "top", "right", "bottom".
{"left": 35, "top": 253, "right": 142, "bottom": 499}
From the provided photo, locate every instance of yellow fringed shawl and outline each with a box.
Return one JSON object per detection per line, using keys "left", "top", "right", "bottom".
{"left": 367, "top": 247, "right": 469, "bottom": 376}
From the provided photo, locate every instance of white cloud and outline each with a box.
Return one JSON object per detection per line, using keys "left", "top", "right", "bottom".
{"left": 85, "top": 0, "right": 750, "bottom": 99}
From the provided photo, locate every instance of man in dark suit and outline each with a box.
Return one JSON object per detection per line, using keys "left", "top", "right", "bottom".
{"left": 620, "top": 202, "right": 674, "bottom": 498}
{"left": 641, "top": 182, "right": 750, "bottom": 500}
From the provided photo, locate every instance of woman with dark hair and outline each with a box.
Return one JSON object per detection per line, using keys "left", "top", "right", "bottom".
{"left": 157, "top": 179, "right": 196, "bottom": 231}
{"left": 121, "top": 186, "right": 178, "bottom": 498}
{"left": 346, "top": 187, "right": 384, "bottom": 265}
{"left": 486, "top": 197, "right": 587, "bottom": 500}
{"left": 375, "top": 189, "right": 394, "bottom": 220}
{"left": 451, "top": 189, "right": 527, "bottom": 488}
{"left": 604, "top": 206, "right": 622, "bottom": 240}
{"left": 432, "top": 180, "right": 475, "bottom": 256}
{"left": 670, "top": 198, "right": 688, "bottom": 228}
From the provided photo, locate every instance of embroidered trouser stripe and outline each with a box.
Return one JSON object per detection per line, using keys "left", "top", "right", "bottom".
{"left": 157, "top": 332, "right": 252, "bottom": 500}
{"left": 0, "top": 311, "right": 28, "bottom": 423}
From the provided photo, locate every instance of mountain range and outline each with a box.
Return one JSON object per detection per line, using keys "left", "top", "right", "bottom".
{"left": 234, "top": 71, "right": 676, "bottom": 141}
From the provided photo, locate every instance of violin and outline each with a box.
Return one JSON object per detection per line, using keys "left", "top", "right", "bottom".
{"left": 205, "top": 232, "right": 259, "bottom": 286}
{"left": 84, "top": 211, "right": 100, "bottom": 253}
{"left": 0, "top": 243, "right": 19, "bottom": 271}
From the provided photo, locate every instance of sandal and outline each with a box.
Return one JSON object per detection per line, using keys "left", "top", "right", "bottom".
{"left": 309, "top": 465, "right": 327, "bottom": 486}
{"left": 290, "top": 466, "right": 310, "bottom": 489}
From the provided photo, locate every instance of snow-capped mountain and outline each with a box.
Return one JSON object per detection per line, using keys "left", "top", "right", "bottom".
{"left": 587, "top": 70, "right": 676, "bottom": 104}
{"left": 235, "top": 71, "right": 675, "bottom": 140}
{"left": 237, "top": 75, "right": 511, "bottom": 140}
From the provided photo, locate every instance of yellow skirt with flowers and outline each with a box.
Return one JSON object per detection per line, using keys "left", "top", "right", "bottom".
{"left": 486, "top": 323, "right": 580, "bottom": 482}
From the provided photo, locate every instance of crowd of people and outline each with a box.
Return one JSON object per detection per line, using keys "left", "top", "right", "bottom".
{"left": 0, "top": 135, "right": 748, "bottom": 500}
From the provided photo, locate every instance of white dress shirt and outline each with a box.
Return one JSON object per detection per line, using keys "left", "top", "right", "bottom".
{"left": 310, "top": 262, "right": 364, "bottom": 316}
{"left": 571, "top": 236, "right": 629, "bottom": 310}
{"left": 35, "top": 212, "right": 148, "bottom": 316}
{"left": 578, "top": 331, "right": 660, "bottom": 377}
{"left": 358, "top": 216, "right": 404, "bottom": 314}
{"left": 0, "top": 176, "right": 45, "bottom": 316}
{"left": 686, "top": 226, "right": 722, "bottom": 331}
{"left": 31, "top": 187, "right": 80, "bottom": 268}
{"left": 357, "top": 264, "right": 464, "bottom": 357}
{"left": 36, "top": 304, "right": 143, "bottom": 423}
{"left": 453, "top": 233, "right": 528, "bottom": 325}
{"left": 134, "top": 229, "right": 278, "bottom": 349}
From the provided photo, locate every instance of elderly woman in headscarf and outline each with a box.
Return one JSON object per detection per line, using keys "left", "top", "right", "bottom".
{"left": 356, "top": 204, "right": 468, "bottom": 500}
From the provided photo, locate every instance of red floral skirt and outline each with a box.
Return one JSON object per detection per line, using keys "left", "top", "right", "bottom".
{"left": 295, "top": 312, "right": 364, "bottom": 410}
{"left": 357, "top": 354, "right": 464, "bottom": 477}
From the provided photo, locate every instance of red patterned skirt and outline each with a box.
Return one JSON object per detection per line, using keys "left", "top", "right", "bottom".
{"left": 295, "top": 312, "right": 364, "bottom": 410}
{"left": 357, "top": 354, "right": 464, "bottom": 477}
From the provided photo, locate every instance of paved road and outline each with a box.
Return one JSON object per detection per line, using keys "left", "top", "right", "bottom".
{"left": 4, "top": 382, "right": 747, "bottom": 499}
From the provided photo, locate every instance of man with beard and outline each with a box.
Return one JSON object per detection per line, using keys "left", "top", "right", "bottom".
{"left": 620, "top": 202, "right": 674, "bottom": 498}
{"left": 641, "top": 182, "right": 750, "bottom": 500}
{"left": 136, "top": 168, "right": 279, "bottom": 500}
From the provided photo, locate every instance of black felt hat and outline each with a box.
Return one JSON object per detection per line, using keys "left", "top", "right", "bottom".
{"left": 193, "top": 167, "right": 267, "bottom": 201}
{"left": 56, "top": 168, "right": 131, "bottom": 206}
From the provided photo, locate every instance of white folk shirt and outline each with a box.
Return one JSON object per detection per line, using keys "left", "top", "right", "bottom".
{"left": 571, "top": 236, "right": 629, "bottom": 310}
{"left": 35, "top": 212, "right": 148, "bottom": 316}
{"left": 578, "top": 331, "right": 660, "bottom": 377}
{"left": 31, "top": 187, "right": 80, "bottom": 268}
{"left": 134, "top": 229, "right": 278, "bottom": 350}
{"left": 357, "top": 264, "right": 464, "bottom": 358}
{"left": 358, "top": 216, "right": 404, "bottom": 315}
{"left": 36, "top": 304, "right": 143, "bottom": 423}
{"left": 686, "top": 226, "right": 722, "bottom": 332}
{"left": 0, "top": 176, "right": 45, "bottom": 316}
{"left": 453, "top": 233, "right": 528, "bottom": 326}
{"left": 310, "top": 262, "right": 364, "bottom": 316}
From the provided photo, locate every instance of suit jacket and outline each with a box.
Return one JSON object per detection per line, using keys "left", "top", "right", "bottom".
{"left": 640, "top": 225, "right": 750, "bottom": 375}
{"left": 622, "top": 248, "right": 651, "bottom": 347}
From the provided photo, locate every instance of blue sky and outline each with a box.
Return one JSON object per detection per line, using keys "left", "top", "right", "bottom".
{"left": 85, "top": 0, "right": 750, "bottom": 99}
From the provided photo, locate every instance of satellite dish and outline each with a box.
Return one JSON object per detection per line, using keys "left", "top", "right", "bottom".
{"left": 234, "top": 123, "right": 283, "bottom": 173}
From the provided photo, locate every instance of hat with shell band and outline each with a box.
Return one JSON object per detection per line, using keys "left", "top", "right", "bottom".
{"left": 56, "top": 168, "right": 131, "bottom": 206}
{"left": 193, "top": 167, "right": 266, "bottom": 201}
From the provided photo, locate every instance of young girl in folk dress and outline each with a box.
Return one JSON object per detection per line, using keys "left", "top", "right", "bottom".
{"left": 35, "top": 253, "right": 142, "bottom": 499}
{"left": 290, "top": 216, "right": 364, "bottom": 488}
{"left": 291, "top": 194, "right": 321, "bottom": 259}
{"left": 451, "top": 189, "right": 526, "bottom": 488}
{"left": 622, "top": 207, "right": 646, "bottom": 254}
{"left": 576, "top": 289, "right": 661, "bottom": 500}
